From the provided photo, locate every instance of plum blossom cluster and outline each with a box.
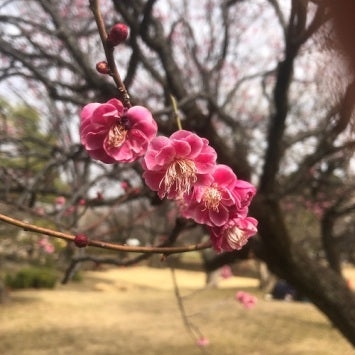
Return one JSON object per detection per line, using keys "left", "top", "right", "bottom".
{"left": 142, "top": 130, "right": 258, "bottom": 252}
{"left": 80, "top": 98, "right": 257, "bottom": 252}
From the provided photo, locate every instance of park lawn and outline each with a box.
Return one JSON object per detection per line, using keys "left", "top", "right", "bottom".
{"left": 0, "top": 266, "right": 353, "bottom": 355}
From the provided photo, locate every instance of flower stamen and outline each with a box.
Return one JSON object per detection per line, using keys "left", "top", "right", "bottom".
{"left": 161, "top": 159, "right": 197, "bottom": 195}
{"left": 107, "top": 123, "right": 128, "bottom": 149}
{"left": 202, "top": 187, "right": 222, "bottom": 211}
{"left": 226, "top": 227, "right": 246, "bottom": 249}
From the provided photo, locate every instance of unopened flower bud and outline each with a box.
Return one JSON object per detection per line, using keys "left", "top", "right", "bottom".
{"left": 96, "top": 61, "right": 109, "bottom": 74}
{"left": 108, "top": 23, "right": 128, "bottom": 46}
{"left": 74, "top": 234, "right": 89, "bottom": 248}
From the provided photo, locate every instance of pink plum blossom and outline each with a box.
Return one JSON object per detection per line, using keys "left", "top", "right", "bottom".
{"left": 38, "top": 237, "right": 55, "bottom": 254}
{"left": 181, "top": 165, "right": 241, "bottom": 226}
{"left": 64, "top": 206, "right": 76, "bottom": 216}
{"left": 43, "top": 244, "right": 55, "bottom": 254}
{"left": 80, "top": 98, "right": 157, "bottom": 163}
{"left": 55, "top": 196, "right": 66, "bottom": 205}
{"left": 142, "top": 130, "right": 217, "bottom": 199}
{"left": 78, "top": 199, "right": 86, "bottom": 206}
{"left": 209, "top": 216, "right": 258, "bottom": 253}
{"left": 196, "top": 337, "right": 209, "bottom": 347}
{"left": 121, "top": 181, "right": 129, "bottom": 191}
{"left": 220, "top": 265, "right": 233, "bottom": 279}
{"left": 38, "top": 238, "right": 48, "bottom": 247}
{"left": 232, "top": 179, "right": 256, "bottom": 209}
{"left": 35, "top": 207, "right": 45, "bottom": 216}
{"left": 235, "top": 291, "right": 257, "bottom": 309}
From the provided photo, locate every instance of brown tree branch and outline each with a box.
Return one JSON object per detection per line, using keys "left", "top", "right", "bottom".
{"left": 0, "top": 212, "right": 211, "bottom": 254}
{"left": 89, "top": 0, "right": 131, "bottom": 107}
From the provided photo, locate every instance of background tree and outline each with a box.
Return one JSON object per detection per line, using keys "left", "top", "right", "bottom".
{"left": 0, "top": 0, "right": 354, "bottom": 345}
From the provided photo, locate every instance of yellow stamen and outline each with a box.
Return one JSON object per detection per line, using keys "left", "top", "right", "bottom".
{"left": 161, "top": 159, "right": 197, "bottom": 195}
{"left": 107, "top": 123, "right": 127, "bottom": 149}
{"left": 202, "top": 186, "right": 222, "bottom": 211}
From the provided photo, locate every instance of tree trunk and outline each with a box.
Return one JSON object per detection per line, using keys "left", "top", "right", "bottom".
{"left": 321, "top": 212, "right": 342, "bottom": 274}
{"left": 252, "top": 195, "right": 355, "bottom": 346}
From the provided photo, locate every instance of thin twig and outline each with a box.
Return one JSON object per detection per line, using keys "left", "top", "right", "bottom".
{"left": 62, "top": 217, "right": 197, "bottom": 283}
{"left": 89, "top": 0, "right": 131, "bottom": 107}
{"left": 0, "top": 212, "right": 211, "bottom": 254}
{"left": 170, "top": 266, "right": 209, "bottom": 354}
{"left": 170, "top": 94, "right": 183, "bottom": 130}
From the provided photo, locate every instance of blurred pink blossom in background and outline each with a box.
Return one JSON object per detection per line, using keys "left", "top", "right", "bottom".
{"left": 196, "top": 337, "right": 209, "bottom": 347}
{"left": 64, "top": 206, "right": 76, "bottom": 216}
{"left": 236, "top": 291, "right": 257, "bottom": 309}
{"left": 220, "top": 265, "right": 233, "bottom": 279}
{"left": 38, "top": 237, "right": 55, "bottom": 254}
{"left": 121, "top": 181, "right": 129, "bottom": 191}
{"left": 34, "top": 207, "right": 45, "bottom": 216}
{"left": 55, "top": 196, "right": 66, "bottom": 205}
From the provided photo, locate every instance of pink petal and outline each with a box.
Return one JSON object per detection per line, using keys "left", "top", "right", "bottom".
{"left": 213, "top": 165, "right": 237, "bottom": 187}
{"left": 195, "top": 153, "right": 217, "bottom": 173}
{"left": 109, "top": 142, "right": 134, "bottom": 162}
{"left": 143, "top": 170, "right": 165, "bottom": 191}
{"left": 170, "top": 129, "right": 191, "bottom": 140}
{"left": 85, "top": 130, "right": 107, "bottom": 150}
{"left": 106, "top": 98, "right": 124, "bottom": 114}
{"left": 128, "top": 129, "right": 149, "bottom": 153}
{"left": 127, "top": 106, "right": 157, "bottom": 139}
{"left": 172, "top": 139, "right": 191, "bottom": 157}
{"left": 80, "top": 103, "right": 101, "bottom": 123}
{"left": 92, "top": 103, "right": 118, "bottom": 125}
{"left": 209, "top": 205, "right": 229, "bottom": 226}
{"left": 150, "top": 136, "right": 171, "bottom": 151}
{"left": 155, "top": 145, "right": 176, "bottom": 165}
{"left": 192, "top": 207, "right": 210, "bottom": 225}
{"left": 196, "top": 173, "right": 214, "bottom": 186}
{"left": 87, "top": 148, "right": 116, "bottom": 163}
{"left": 184, "top": 134, "right": 204, "bottom": 158}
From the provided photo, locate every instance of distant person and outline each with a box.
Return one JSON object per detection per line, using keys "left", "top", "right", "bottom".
{"left": 271, "top": 280, "right": 296, "bottom": 301}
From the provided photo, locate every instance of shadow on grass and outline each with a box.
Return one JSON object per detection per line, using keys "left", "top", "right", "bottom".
{"left": 4, "top": 293, "right": 41, "bottom": 305}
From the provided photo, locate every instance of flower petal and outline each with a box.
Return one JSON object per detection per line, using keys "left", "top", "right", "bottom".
{"left": 209, "top": 205, "right": 229, "bottom": 226}
{"left": 213, "top": 165, "right": 237, "bottom": 187}
{"left": 172, "top": 139, "right": 191, "bottom": 157}
{"left": 80, "top": 103, "right": 101, "bottom": 123}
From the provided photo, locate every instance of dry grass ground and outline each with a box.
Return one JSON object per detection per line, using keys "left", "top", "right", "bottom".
{"left": 0, "top": 266, "right": 354, "bottom": 355}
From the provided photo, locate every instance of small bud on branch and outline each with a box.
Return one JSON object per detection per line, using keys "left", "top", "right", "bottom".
{"left": 0, "top": 212, "right": 211, "bottom": 255}
{"left": 108, "top": 23, "right": 128, "bottom": 46}
{"left": 89, "top": 0, "right": 131, "bottom": 108}
{"left": 96, "top": 61, "right": 109, "bottom": 74}
{"left": 74, "top": 234, "right": 89, "bottom": 248}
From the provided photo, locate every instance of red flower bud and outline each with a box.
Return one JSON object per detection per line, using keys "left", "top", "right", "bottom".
{"left": 108, "top": 23, "right": 128, "bottom": 46}
{"left": 74, "top": 234, "right": 89, "bottom": 248}
{"left": 96, "top": 61, "right": 109, "bottom": 74}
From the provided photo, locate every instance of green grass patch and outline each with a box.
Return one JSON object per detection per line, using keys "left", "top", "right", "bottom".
{"left": 5, "top": 266, "right": 57, "bottom": 289}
